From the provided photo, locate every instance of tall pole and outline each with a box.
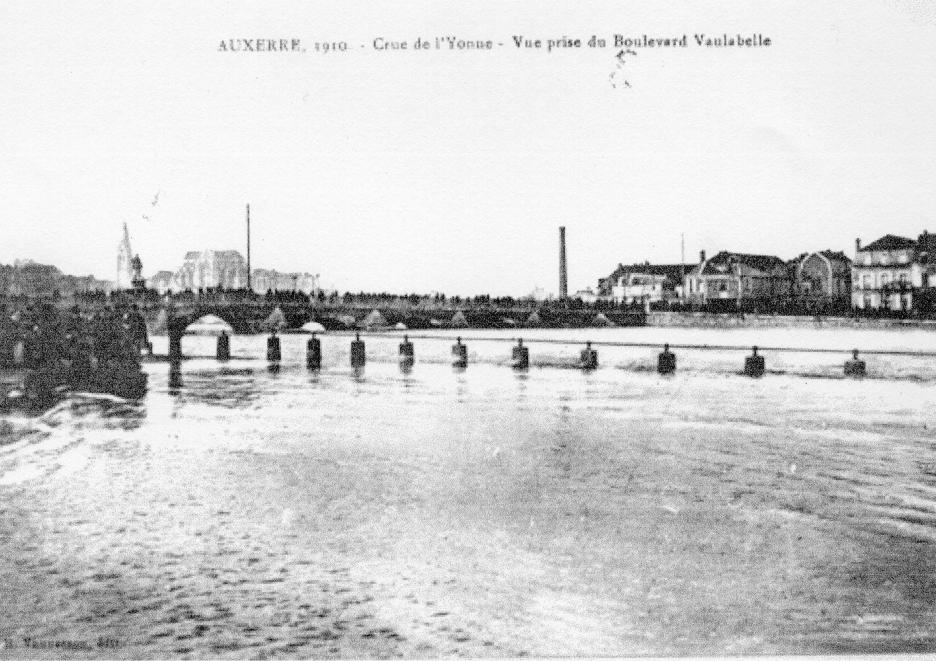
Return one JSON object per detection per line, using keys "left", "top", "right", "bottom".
{"left": 680, "top": 233, "right": 686, "bottom": 285}
{"left": 246, "top": 204, "right": 251, "bottom": 292}
{"left": 559, "top": 226, "right": 568, "bottom": 300}
{"left": 679, "top": 232, "right": 688, "bottom": 299}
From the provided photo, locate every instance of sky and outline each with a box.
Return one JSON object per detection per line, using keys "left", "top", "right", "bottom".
{"left": 2, "top": 1, "right": 936, "bottom": 296}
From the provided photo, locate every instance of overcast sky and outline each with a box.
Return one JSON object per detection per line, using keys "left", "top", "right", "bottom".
{"left": 2, "top": 1, "right": 936, "bottom": 295}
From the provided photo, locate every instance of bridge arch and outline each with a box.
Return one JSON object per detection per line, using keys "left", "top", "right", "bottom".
{"left": 157, "top": 301, "right": 311, "bottom": 340}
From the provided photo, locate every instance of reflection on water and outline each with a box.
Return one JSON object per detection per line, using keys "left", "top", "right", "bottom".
{"left": 0, "top": 328, "right": 935, "bottom": 657}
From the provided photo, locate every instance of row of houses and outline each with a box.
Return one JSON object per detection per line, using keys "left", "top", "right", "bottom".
{"left": 581, "top": 231, "right": 936, "bottom": 313}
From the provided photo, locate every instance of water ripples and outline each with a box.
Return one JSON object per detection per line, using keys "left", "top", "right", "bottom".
{"left": 0, "top": 330, "right": 935, "bottom": 655}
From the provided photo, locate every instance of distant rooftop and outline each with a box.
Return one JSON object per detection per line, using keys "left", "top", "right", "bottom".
{"left": 789, "top": 250, "right": 851, "bottom": 264}
{"left": 700, "top": 251, "right": 787, "bottom": 275}
{"left": 860, "top": 234, "right": 916, "bottom": 251}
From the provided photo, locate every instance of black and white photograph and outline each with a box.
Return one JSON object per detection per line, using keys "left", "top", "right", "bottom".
{"left": 2, "top": 1, "right": 936, "bottom": 658}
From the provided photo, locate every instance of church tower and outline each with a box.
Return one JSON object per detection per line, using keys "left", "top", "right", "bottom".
{"left": 116, "top": 222, "right": 134, "bottom": 289}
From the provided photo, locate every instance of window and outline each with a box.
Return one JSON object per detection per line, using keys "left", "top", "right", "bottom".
{"left": 880, "top": 274, "right": 888, "bottom": 287}
{"left": 863, "top": 275, "right": 871, "bottom": 289}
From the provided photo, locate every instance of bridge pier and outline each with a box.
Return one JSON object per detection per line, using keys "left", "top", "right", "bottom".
{"left": 168, "top": 362, "right": 183, "bottom": 390}
{"left": 168, "top": 330, "right": 183, "bottom": 363}
{"left": 216, "top": 331, "right": 230, "bottom": 361}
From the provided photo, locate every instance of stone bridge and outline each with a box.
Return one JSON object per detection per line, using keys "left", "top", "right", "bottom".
{"left": 75, "top": 294, "right": 645, "bottom": 350}
{"left": 147, "top": 301, "right": 311, "bottom": 336}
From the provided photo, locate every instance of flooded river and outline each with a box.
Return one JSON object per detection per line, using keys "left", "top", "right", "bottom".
{"left": 1, "top": 327, "right": 936, "bottom": 657}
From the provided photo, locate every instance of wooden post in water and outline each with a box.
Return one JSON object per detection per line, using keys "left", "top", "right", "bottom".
{"left": 267, "top": 332, "right": 281, "bottom": 363}
{"left": 307, "top": 333, "right": 322, "bottom": 369}
{"left": 399, "top": 335, "right": 414, "bottom": 368}
{"left": 580, "top": 341, "right": 598, "bottom": 370}
{"left": 658, "top": 343, "right": 676, "bottom": 374}
{"left": 351, "top": 333, "right": 366, "bottom": 367}
{"left": 452, "top": 337, "right": 468, "bottom": 368}
{"left": 512, "top": 338, "right": 529, "bottom": 369}
{"left": 744, "top": 346, "right": 765, "bottom": 377}
{"left": 844, "top": 349, "right": 866, "bottom": 377}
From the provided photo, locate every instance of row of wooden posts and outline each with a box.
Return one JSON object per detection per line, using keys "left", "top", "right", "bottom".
{"left": 205, "top": 332, "right": 869, "bottom": 377}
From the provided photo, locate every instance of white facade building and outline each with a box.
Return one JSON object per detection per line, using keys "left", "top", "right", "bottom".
{"left": 851, "top": 233, "right": 935, "bottom": 311}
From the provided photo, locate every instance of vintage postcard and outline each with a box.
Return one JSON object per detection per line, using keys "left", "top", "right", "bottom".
{"left": 2, "top": 1, "right": 936, "bottom": 658}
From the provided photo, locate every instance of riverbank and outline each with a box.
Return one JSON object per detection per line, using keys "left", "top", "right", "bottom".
{"left": 648, "top": 311, "right": 936, "bottom": 330}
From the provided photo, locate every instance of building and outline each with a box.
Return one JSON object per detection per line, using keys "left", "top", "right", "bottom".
{"left": 851, "top": 232, "right": 936, "bottom": 311}
{"left": 684, "top": 250, "right": 791, "bottom": 309}
{"left": 173, "top": 250, "right": 249, "bottom": 291}
{"left": 152, "top": 250, "right": 320, "bottom": 295}
{"left": 572, "top": 287, "right": 599, "bottom": 304}
{"left": 789, "top": 250, "right": 852, "bottom": 308}
{"left": 251, "top": 268, "right": 320, "bottom": 295}
{"left": 603, "top": 262, "right": 692, "bottom": 306}
{"left": 1, "top": 260, "right": 110, "bottom": 296}
{"left": 148, "top": 270, "right": 175, "bottom": 295}
{"left": 526, "top": 286, "right": 550, "bottom": 302}
{"left": 597, "top": 264, "right": 626, "bottom": 298}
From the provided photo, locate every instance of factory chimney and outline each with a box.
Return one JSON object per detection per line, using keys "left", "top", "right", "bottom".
{"left": 246, "top": 204, "right": 252, "bottom": 292}
{"left": 559, "top": 226, "right": 568, "bottom": 299}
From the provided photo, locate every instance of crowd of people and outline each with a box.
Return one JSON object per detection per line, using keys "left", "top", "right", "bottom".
{"left": 0, "top": 301, "right": 149, "bottom": 390}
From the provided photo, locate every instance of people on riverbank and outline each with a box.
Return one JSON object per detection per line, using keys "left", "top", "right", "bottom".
{"left": 0, "top": 301, "right": 147, "bottom": 404}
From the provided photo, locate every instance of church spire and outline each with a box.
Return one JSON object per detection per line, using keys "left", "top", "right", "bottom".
{"left": 117, "top": 222, "right": 134, "bottom": 289}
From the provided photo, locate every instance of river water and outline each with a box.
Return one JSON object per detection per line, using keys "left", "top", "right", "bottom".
{"left": 1, "top": 326, "right": 936, "bottom": 657}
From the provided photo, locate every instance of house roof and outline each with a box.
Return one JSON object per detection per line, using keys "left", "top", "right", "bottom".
{"left": 820, "top": 249, "right": 851, "bottom": 262}
{"left": 700, "top": 251, "right": 787, "bottom": 275}
{"left": 788, "top": 250, "right": 851, "bottom": 265}
{"left": 605, "top": 263, "right": 693, "bottom": 283}
{"left": 860, "top": 234, "right": 916, "bottom": 251}
{"left": 621, "top": 263, "right": 692, "bottom": 279}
